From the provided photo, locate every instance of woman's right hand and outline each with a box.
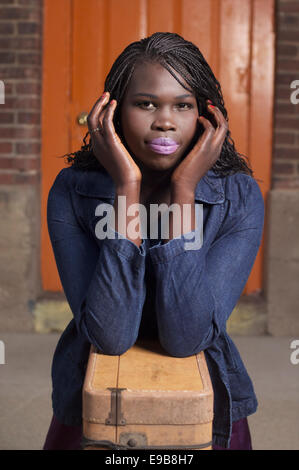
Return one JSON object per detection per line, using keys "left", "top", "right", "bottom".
{"left": 87, "top": 91, "right": 142, "bottom": 189}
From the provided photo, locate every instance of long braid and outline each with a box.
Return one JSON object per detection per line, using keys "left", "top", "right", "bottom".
{"left": 60, "top": 32, "right": 253, "bottom": 178}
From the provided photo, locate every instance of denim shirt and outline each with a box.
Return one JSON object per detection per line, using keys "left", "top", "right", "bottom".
{"left": 47, "top": 165, "right": 264, "bottom": 448}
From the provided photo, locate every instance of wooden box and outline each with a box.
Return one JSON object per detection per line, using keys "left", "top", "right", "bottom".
{"left": 82, "top": 340, "right": 213, "bottom": 450}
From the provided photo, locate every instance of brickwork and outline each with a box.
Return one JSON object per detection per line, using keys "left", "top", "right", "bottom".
{"left": 0, "top": 1, "right": 298, "bottom": 189}
{"left": 0, "top": 0, "right": 298, "bottom": 334}
{"left": 0, "top": 0, "right": 42, "bottom": 185}
{"left": 273, "top": 0, "right": 299, "bottom": 189}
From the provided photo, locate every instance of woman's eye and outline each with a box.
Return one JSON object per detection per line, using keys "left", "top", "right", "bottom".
{"left": 177, "top": 103, "right": 192, "bottom": 109}
{"left": 137, "top": 101, "right": 155, "bottom": 109}
{"left": 135, "top": 101, "right": 193, "bottom": 110}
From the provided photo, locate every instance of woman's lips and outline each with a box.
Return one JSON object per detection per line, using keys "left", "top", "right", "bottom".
{"left": 146, "top": 137, "right": 179, "bottom": 155}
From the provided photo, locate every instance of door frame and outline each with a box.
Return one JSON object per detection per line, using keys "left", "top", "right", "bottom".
{"left": 41, "top": 0, "right": 274, "bottom": 294}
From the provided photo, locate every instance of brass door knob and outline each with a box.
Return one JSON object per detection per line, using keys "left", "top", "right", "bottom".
{"left": 77, "top": 111, "right": 88, "bottom": 126}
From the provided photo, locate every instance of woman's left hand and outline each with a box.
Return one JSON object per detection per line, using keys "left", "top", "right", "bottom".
{"left": 170, "top": 100, "right": 228, "bottom": 192}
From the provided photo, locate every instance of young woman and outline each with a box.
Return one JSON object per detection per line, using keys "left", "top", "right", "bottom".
{"left": 43, "top": 32, "right": 264, "bottom": 450}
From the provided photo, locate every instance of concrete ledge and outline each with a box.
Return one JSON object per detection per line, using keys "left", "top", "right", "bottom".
{"left": 265, "top": 189, "right": 299, "bottom": 336}
{"left": 0, "top": 185, "right": 42, "bottom": 332}
{"left": 33, "top": 292, "right": 267, "bottom": 335}
{"left": 33, "top": 292, "right": 72, "bottom": 333}
{"left": 227, "top": 293, "right": 267, "bottom": 335}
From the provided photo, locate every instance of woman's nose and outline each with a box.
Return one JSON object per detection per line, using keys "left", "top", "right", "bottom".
{"left": 151, "top": 119, "right": 176, "bottom": 131}
{"left": 151, "top": 109, "right": 176, "bottom": 131}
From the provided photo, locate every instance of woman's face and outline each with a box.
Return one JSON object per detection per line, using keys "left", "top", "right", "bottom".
{"left": 119, "top": 61, "right": 200, "bottom": 174}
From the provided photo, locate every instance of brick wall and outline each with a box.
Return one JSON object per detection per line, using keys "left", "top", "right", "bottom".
{"left": 0, "top": 1, "right": 298, "bottom": 190}
{"left": 0, "top": 0, "right": 42, "bottom": 185}
{"left": 273, "top": 0, "right": 299, "bottom": 189}
{"left": 0, "top": 0, "right": 297, "bottom": 333}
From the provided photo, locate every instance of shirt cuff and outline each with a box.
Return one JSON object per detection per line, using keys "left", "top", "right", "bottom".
{"left": 103, "top": 225, "right": 147, "bottom": 261}
{"left": 149, "top": 228, "right": 203, "bottom": 264}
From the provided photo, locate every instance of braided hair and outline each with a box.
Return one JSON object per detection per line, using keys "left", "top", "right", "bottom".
{"left": 61, "top": 32, "right": 253, "bottom": 177}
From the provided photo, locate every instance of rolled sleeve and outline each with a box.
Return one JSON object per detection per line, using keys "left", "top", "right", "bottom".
{"left": 149, "top": 226, "right": 203, "bottom": 264}
{"left": 148, "top": 176, "right": 264, "bottom": 357}
{"left": 105, "top": 224, "right": 147, "bottom": 261}
{"left": 47, "top": 171, "right": 146, "bottom": 356}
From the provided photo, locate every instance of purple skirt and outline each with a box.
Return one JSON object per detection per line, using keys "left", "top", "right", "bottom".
{"left": 43, "top": 415, "right": 252, "bottom": 450}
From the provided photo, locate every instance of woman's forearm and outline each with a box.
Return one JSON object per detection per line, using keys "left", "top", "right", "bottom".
{"left": 113, "top": 181, "right": 142, "bottom": 247}
{"left": 162, "top": 184, "right": 196, "bottom": 244}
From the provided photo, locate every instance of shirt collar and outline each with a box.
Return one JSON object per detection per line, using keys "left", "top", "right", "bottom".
{"left": 75, "top": 167, "right": 225, "bottom": 204}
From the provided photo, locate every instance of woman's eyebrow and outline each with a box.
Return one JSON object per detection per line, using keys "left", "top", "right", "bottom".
{"left": 132, "top": 93, "right": 194, "bottom": 99}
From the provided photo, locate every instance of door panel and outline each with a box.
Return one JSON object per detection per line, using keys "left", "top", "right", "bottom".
{"left": 42, "top": 0, "right": 274, "bottom": 294}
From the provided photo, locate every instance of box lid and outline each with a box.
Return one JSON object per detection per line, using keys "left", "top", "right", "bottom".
{"left": 83, "top": 340, "right": 214, "bottom": 425}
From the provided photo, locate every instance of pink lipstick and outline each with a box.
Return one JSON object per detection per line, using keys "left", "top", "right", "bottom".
{"left": 147, "top": 137, "right": 179, "bottom": 155}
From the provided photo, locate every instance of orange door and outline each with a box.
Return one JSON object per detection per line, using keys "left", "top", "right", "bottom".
{"left": 42, "top": 0, "right": 274, "bottom": 294}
